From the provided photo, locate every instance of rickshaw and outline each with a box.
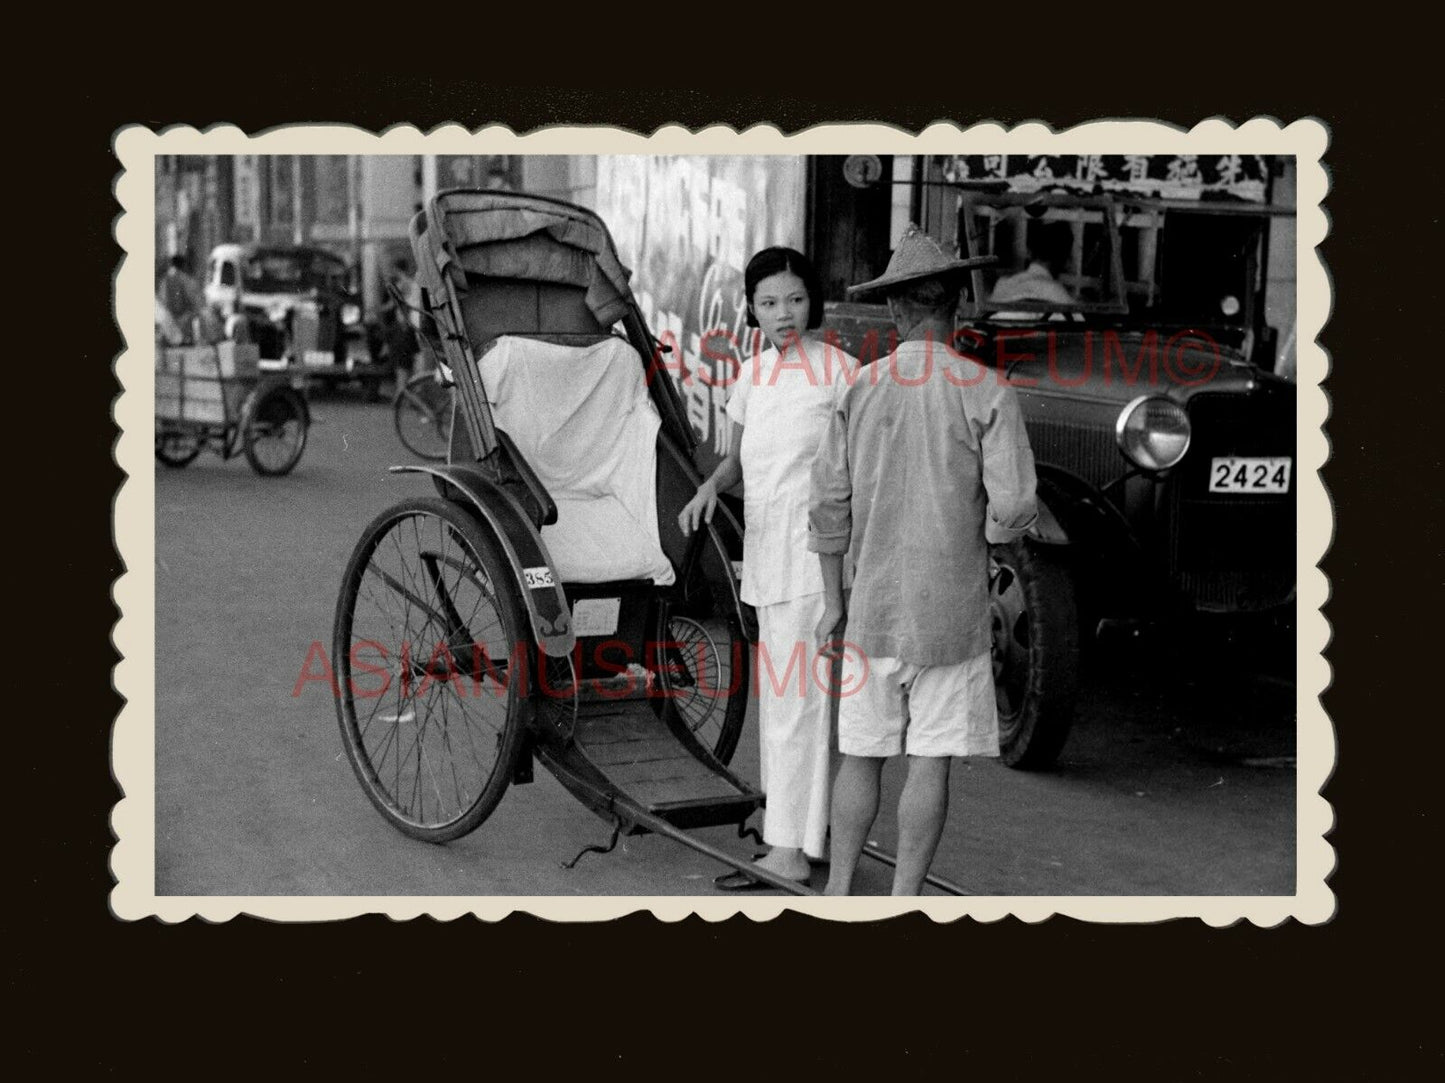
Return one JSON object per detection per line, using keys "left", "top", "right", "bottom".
{"left": 155, "top": 341, "right": 310, "bottom": 476}
{"left": 332, "top": 190, "right": 965, "bottom": 895}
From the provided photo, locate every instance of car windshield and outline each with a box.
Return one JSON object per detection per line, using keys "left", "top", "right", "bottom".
{"left": 960, "top": 197, "right": 1123, "bottom": 316}
{"left": 962, "top": 195, "right": 1272, "bottom": 327}
{"left": 242, "top": 251, "right": 347, "bottom": 293}
{"left": 979, "top": 213, "right": 1108, "bottom": 310}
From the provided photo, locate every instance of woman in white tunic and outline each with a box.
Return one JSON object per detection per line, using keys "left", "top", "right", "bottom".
{"left": 679, "top": 247, "right": 860, "bottom": 887}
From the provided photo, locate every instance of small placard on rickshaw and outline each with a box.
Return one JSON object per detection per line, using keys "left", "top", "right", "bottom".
{"left": 302, "top": 349, "right": 334, "bottom": 368}
{"left": 571, "top": 597, "right": 621, "bottom": 637}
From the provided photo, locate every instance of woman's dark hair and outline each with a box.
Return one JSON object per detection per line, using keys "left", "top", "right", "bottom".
{"left": 744, "top": 246, "right": 824, "bottom": 330}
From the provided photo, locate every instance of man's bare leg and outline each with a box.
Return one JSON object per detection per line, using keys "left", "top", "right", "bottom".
{"left": 891, "top": 755, "right": 951, "bottom": 896}
{"left": 824, "top": 755, "right": 885, "bottom": 896}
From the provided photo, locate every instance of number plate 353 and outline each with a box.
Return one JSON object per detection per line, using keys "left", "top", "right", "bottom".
{"left": 1209, "top": 456, "right": 1292, "bottom": 494}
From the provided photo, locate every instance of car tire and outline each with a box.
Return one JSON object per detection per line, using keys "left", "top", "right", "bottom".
{"left": 988, "top": 540, "right": 1079, "bottom": 769}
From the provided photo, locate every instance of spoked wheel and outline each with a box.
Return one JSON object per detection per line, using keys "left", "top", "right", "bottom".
{"left": 243, "top": 387, "right": 308, "bottom": 476}
{"left": 155, "top": 429, "right": 202, "bottom": 468}
{"left": 659, "top": 615, "right": 726, "bottom": 751}
{"left": 334, "top": 496, "right": 528, "bottom": 842}
{"left": 654, "top": 532, "right": 749, "bottom": 766}
{"left": 988, "top": 540, "right": 1080, "bottom": 769}
{"left": 393, "top": 372, "right": 453, "bottom": 461}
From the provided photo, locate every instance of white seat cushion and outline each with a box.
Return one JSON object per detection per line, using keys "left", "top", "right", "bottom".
{"left": 478, "top": 335, "right": 675, "bottom": 586}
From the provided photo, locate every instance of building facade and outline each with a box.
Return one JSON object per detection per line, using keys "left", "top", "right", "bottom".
{"left": 155, "top": 151, "right": 1298, "bottom": 401}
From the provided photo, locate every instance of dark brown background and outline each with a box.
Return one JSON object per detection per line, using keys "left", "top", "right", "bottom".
{"left": 36, "top": 72, "right": 1433, "bottom": 1074}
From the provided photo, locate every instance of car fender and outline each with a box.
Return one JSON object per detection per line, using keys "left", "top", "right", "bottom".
{"left": 1034, "top": 465, "right": 1143, "bottom": 555}
{"left": 390, "top": 463, "right": 576, "bottom": 658}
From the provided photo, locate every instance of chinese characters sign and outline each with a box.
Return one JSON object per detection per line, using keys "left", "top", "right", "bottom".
{"left": 937, "top": 154, "right": 1272, "bottom": 202}
{"left": 595, "top": 155, "right": 807, "bottom": 470}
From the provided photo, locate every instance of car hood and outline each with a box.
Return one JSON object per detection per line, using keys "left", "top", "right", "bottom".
{"left": 989, "top": 326, "right": 1274, "bottom": 406}
{"left": 822, "top": 303, "right": 1285, "bottom": 405}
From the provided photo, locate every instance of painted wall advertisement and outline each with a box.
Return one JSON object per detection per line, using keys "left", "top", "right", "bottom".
{"left": 595, "top": 156, "right": 807, "bottom": 468}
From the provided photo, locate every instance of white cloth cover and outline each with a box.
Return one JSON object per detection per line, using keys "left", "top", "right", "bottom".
{"left": 478, "top": 336, "right": 675, "bottom": 586}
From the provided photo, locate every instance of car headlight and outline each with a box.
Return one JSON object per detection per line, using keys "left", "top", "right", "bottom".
{"left": 1115, "top": 395, "right": 1191, "bottom": 471}
{"left": 341, "top": 303, "right": 361, "bottom": 326}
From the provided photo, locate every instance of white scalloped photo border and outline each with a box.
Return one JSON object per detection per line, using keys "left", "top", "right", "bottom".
{"left": 111, "top": 118, "right": 1332, "bottom": 925}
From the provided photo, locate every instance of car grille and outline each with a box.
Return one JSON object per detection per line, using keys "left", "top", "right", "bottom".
{"left": 1167, "top": 388, "right": 1296, "bottom": 612}
{"left": 1024, "top": 417, "right": 1123, "bottom": 490}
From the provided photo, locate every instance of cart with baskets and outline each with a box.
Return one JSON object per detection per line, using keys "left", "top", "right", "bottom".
{"left": 155, "top": 341, "right": 310, "bottom": 476}
{"left": 331, "top": 190, "right": 965, "bottom": 895}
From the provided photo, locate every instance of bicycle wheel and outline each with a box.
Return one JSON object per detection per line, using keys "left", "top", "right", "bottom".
{"left": 334, "top": 496, "right": 528, "bottom": 843}
{"left": 654, "top": 533, "right": 750, "bottom": 766}
{"left": 243, "top": 387, "right": 307, "bottom": 476}
{"left": 155, "top": 429, "right": 202, "bottom": 468}
{"left": 393, "top": 373, "right": 452, "bottom": 461}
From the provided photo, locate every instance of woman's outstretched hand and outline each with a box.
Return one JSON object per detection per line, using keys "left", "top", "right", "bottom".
{"left": 678, "top": 480, "right": 719, "bottom": 536}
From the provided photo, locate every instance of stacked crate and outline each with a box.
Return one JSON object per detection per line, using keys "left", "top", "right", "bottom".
{"left": 156, "top": 343, "right": 262, "bottom": 424}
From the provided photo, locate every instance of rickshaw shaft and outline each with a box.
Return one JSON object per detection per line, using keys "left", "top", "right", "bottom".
{"left": 859, "top": 843, "right": 972, "bottom": 896}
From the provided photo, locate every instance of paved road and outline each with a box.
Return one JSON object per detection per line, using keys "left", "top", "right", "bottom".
{"left": 154, "top": 392, "right": 1296, "bottom": 897}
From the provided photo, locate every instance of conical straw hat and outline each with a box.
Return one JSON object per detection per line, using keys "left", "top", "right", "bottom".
{"left": 846, "top": 224, "right": 996, "bottom": 297}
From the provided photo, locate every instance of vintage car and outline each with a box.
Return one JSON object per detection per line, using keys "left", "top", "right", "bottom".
{"left": 826, "top": 188, "right": 1297, "bottom": 768}
{"left": 204, "top": 243, "right": 390, "bottom": 396}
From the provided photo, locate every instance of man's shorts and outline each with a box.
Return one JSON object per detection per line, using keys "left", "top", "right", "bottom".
{"left": 836, "top": 650, "right": 999, "bottom": 759}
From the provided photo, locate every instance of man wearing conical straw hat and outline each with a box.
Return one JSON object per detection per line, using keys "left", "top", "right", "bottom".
{"left": 808, "top": 226, "right": 1040, "bottom": 895}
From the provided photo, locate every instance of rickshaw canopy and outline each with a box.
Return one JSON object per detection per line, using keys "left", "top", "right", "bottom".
{"left": 413, "top": 191, "right": 636, "bottom": 330}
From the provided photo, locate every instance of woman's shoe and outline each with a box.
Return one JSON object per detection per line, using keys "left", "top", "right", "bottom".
{"left": 713, "top": 858, "right": 810, "bottom": 891}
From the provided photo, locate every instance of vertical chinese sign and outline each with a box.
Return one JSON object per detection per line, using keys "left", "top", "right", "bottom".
{"left": 233, "top": 156, "right": 259, "bottom": 244}
{"left": 595, "top": 155, "right": 807, "bottom": 474}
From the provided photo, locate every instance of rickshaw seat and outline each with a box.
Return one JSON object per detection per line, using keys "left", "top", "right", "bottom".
{"left": 478, "top": 335, "right": 676, "bottom": 587}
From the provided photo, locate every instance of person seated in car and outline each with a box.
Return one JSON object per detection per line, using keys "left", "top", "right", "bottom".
{"left": 989, "top": 219, "right": 1076, "bottom": 318}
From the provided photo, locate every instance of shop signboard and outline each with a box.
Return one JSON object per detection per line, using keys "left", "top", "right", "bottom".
{"left": 595, "top": 155, "right": 807, "bottom": 472}
{"left": 936, "top": 153, "right": 1272, "bottom": 202}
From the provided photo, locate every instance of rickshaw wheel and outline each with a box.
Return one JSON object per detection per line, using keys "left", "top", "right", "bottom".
{"left": 155, "top": 430, "right": 202, "bottom": 468}
{"left": 654, "top": 551, "right": 750, "bottom": 766}
{"left": 243, "top": 387, "right": 308, "bottom": 476}
{"left": 334, "top": 496, "right": 528, "bottom": 843}
{"left": 660, "top": 615, "right": 729, "bottom": 755}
